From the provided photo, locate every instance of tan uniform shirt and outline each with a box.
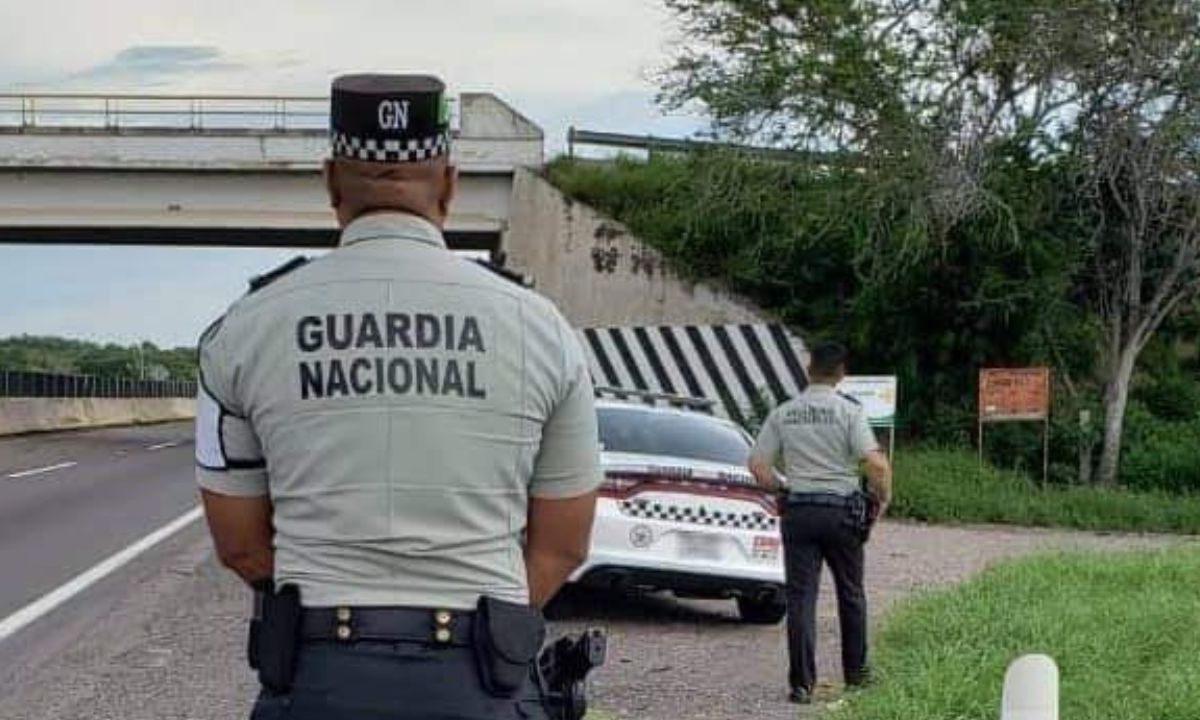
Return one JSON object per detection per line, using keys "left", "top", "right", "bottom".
{"left": 195, "top": 212, "right": 601, "bottom": 609}
{"left": 750, "top": 385, "right": 878, "bottom": 496}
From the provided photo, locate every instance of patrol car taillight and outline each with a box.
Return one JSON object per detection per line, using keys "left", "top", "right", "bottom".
{"left": 600, "top": 473, "right": 643, "bottom": 493}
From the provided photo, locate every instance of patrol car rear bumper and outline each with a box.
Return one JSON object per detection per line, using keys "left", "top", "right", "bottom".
{"left": 574, "top": 564, "right": 784, "bottom": 601}
{"left": 569, "top": 496, "right": 785, "bottom": 597}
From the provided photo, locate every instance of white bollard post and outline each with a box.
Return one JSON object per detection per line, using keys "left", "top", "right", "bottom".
{"left": 1001, "top": 654, "right": 1058, "bottom": 720}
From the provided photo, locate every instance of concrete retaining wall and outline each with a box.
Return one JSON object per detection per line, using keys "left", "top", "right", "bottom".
{"left": 503, "top": 168, "right": 769, "bottom": 328}
{"left": 0, "top": 398, "right": 195, "bottom": 436}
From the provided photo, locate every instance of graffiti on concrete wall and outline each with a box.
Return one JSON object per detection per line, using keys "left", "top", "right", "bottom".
{"left": 591, "top": 222, "right": 660, "bottom": 277}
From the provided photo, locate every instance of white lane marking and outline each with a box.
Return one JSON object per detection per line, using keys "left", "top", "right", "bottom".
{"left": 146, "top": 442, "right": 181, "bottom": 451}
{"left": 0, "top": 506, "right": 204, "bottom": 644}
{"left": 5, "top": 461, "right": 78, "bottom": 479}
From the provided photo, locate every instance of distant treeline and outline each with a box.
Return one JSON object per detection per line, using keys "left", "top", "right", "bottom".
{"left": 0, "top": 336, "right": 196, "bottom": 381}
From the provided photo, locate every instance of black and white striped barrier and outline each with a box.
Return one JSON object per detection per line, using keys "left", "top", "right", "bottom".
{"left": 577, "top": 323, "right": 808, "bottom": 422}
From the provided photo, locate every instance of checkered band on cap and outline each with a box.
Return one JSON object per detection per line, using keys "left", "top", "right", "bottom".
{"left": 330, "top": 74, "right": 451, "bottom": 164}
{"left": 331, "top": 131, "right": 450, "bottom": 163}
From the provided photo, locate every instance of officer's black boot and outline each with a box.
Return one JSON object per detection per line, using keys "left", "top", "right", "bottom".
{"left": 844, "top": 666, "right": 874, "bottom": 690}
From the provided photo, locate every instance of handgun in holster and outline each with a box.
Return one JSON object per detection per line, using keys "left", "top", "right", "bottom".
{"left": 248, "top": 581, "right": 302, "bottom": 694}
{"left": 536, "top": 628, "right": 608, "bottom": 720}
{"left": 846, "top": 482, "right": 881, "bottom": 543}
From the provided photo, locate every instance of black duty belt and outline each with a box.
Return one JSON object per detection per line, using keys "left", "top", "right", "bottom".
{"left": 300, "top": 606, "right": 474, "bottom": 646}
{"left": 784, "top": 492, "right": 856, "bottom": 509}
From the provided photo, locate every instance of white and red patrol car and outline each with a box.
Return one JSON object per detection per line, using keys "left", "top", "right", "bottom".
{"left": 569, "top": 393, "right": 787, "bottom": 624}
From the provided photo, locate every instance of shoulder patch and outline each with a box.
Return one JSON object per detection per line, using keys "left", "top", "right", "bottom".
{"left": 837, "top": 391, "right": 862, "bottom": 406}
{"left": 472, "top": 258, "right": 532, "bottom": 287}
{"left": 248, "top": 256, "right": 309, "bottom": 293}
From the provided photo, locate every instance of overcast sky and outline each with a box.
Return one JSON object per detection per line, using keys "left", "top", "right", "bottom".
{"left": 0, "top": 0, "right": 703, "bottom": 348}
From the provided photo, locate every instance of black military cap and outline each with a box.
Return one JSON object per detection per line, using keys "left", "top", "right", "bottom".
{"left": 330, "top": 74, "right": 451, "bottom": 163}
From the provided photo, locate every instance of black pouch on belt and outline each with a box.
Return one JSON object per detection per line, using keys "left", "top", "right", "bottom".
{"left": 472, "top": 596, "right": 547, "bottom": 697}
{"left": 248, "top": 582, "right": 302, "bottom": 694}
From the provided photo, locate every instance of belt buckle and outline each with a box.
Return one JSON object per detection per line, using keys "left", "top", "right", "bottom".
{"left": 334, "top": 606, "right": 354, "bottom": 642}
{"left": 432, "top": 609, "right": 454, "bottom": 645}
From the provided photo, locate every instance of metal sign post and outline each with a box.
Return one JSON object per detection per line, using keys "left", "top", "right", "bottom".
{"left": 979, "top": 368, "right": 1052, "bottom": 486}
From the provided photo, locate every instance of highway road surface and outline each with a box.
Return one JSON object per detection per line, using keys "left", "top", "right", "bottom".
{"left": 0, "top": 423, "right": 198, "bottom": 621}
{"left": 0, "top": 422, "right": 251, "bottom": 720}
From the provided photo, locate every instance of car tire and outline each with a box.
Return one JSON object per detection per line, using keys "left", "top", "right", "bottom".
{"left": 737, "top": 595, "right": 787, "bottom": 624}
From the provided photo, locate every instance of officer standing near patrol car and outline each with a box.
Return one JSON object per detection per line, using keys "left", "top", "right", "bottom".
{"left": 747, "top": 342, "right": 892, "bottom": 705}
{"left": 195, "top": 74, "right": 602, "bottom": 720}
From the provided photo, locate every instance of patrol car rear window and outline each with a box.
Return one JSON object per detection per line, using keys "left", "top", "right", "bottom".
{"left": 597, "top": 408, "right": 750, "bottom": 466}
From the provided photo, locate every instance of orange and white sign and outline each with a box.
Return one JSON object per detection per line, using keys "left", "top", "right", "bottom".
{"left": 979, "top": 368, "right": 1050, "bottom": 422}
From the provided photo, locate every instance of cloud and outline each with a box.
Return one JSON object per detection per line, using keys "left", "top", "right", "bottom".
{"left": 67, "top": 45, "right": 242, "bottom": 87}
{"left": 0, "top": 1, "right": 677, "bottom": 99}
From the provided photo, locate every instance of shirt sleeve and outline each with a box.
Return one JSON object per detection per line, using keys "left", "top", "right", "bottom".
{"left": 849, "top": 406, "right": 881, "bottom": 461}
{"left": 750, "top": 410, "right": 782, "bottom": 463}
{"left": 529, "top": 324, "right": 601, "bottom": 500}
{"left": 195, "top": 317, "right": 269, "bottom": 497}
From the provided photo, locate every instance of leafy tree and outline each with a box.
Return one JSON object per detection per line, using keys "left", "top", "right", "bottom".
{"left": 658, "top": 0, "right": 1200, "bottom": 485}
{"left": 549, "top": 148, "right": 1091, "bottom": 448}
{"left": 1058, "top": 1, "right": 1200, "bottom": 484}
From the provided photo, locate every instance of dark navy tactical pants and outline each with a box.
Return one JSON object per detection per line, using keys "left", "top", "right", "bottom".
{"left": 780, "top": 503, "right": 868, "bottom": 692}
{"left": 249, "top": 640, "right": 550, "bottom": 720}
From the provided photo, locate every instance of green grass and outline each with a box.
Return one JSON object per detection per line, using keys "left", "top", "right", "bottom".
{"left": 891, "top": 449, "right": 1200, "bottom": 535}
{"left": 829, "top": 549, "right": 1200, "bottom": 720}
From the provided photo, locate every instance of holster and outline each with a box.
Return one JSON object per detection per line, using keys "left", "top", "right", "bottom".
{"left": 248, "top": 582, "right": 302, "bottom": 694}
{"left": 472, "top": 596, "right": 546, "bottom": 698}
{"left": 845, "top": 491, "right": 878, "bottom": 543}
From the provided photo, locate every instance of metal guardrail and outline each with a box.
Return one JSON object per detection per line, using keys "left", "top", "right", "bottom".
{"left": 566, "top": 127, "right": 840, "bottom": 163}
{"left": 0, "top": 370, "right": 196, "bottom": 399}
{"left": 0, "top": 93, "right": 328, "bottom": 132}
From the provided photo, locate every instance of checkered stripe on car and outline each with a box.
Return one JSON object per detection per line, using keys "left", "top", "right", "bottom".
{"left": 619, "top": 498, "right": 777, "bottom": 531}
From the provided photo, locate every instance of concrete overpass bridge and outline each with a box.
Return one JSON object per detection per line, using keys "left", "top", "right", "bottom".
{"left": 0, "top": 91, "right": 805, "bottom": 420}
{"left": 0, "top": 92, "right": 541, "bottom": 250}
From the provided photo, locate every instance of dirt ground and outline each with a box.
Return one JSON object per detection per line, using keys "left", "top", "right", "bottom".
{"left": 549, "top": 520, "right": 1188, "bottom": 720}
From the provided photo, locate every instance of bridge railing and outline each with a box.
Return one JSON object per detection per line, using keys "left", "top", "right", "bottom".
{"left": 566, "top": 127, "right": 842, "bottom": 164}
{"left": 0, "top": 370, "right": 196, "bottom": 399}
{"left": 0, "top": 93, "right": 328, "bottom": 132}
{"left": 0, "top": 92, "right": 465, "bottom": 134}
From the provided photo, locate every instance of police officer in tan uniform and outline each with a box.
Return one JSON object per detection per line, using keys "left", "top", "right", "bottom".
{"left": 748, "top": 342, "right": 892, "bottom": 705}
{"left": 195, "top": 74, "right": 601, "bottom": 720}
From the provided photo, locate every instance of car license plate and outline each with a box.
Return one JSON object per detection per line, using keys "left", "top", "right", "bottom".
{"left": 677, "top": 532, "right": 723, "bottom": 561}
